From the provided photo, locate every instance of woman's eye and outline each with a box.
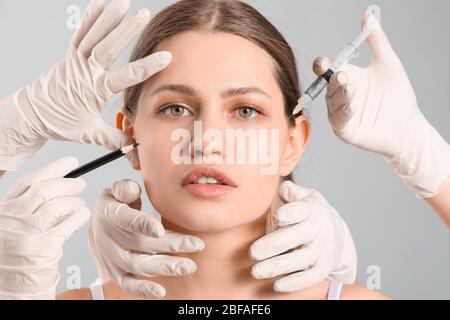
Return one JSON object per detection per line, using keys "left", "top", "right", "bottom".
{"left": 160, "top": 104, "right": 192, "bottom": 118}
{"left": 235, "top": 106, "right": 262, "bottom": 119}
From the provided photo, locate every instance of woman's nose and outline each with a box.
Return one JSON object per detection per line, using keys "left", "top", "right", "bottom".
{"left": 188, "top": 113, "right": 227, "bottom": 164}
{"left": 190, "top": 139, "right": 223, "bottom": 164}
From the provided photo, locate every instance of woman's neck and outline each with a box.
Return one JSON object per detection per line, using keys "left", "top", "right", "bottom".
{"left": 155, "top": 196, "right": 283, "bottom": 299}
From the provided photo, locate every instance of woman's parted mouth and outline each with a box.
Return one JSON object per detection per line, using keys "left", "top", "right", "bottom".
{"left": 181, "top": 166, "right": 238, "bottom": 198}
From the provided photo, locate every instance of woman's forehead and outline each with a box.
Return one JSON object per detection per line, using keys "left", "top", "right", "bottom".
{"left": 146, "top": 31, "right": 282, "bottom": 96}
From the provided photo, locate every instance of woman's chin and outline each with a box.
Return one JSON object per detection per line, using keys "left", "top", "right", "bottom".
{"left": 160, "top": 207, "right": 261, "bottom": 233}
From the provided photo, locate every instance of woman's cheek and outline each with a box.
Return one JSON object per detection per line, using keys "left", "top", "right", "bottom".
{"left": 138, "top": 136, "right": 181, "bottom": 221}
{"left": 138, "top": 137, "right": 176, "bottom": 176}
{"left": 236, "top": 165, "right": 280, "bottom": 221}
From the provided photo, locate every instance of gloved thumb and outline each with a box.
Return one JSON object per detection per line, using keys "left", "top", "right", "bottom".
{"left": 362, "top": 11, "right": 395, "bottom": 63}
{"left": 111, "top": 179, "right": 142, "bottom": 207}
{"left": 279, "top": 181, "right": 311, "bottom": 203}
{"left": 92, "top": 121, "right": 134, "bottom": 151}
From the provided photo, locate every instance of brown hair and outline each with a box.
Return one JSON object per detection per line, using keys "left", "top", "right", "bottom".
{"left": 124, "top": 0, "right": 302, "bottom": 181}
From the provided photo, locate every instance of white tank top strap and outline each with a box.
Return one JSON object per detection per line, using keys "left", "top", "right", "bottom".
{"left": 327, "top": 280, "right": 344, "bottom": 300}
{"left": 89, "top": 283, "right": 105, "bottom": 301}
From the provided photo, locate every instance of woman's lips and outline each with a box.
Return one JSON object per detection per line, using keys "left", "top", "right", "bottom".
{"left": 181, "top": 166, "right": 237, "bottom": 198}
{"left": 183, "top": 183, "right": 236, "bottom": 198}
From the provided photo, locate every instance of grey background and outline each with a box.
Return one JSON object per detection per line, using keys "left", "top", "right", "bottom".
{"left": 0, "top": 0, "right": 449, "bottom": 299}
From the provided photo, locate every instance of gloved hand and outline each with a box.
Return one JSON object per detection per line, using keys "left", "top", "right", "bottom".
{"left": 88, "top": 179, "right": 205, "bottom": 299}
{"left": 0, "top": 0, "right": 172, "bottom": 171}
{"left": 0, "top": 157, "right": 90, "bottom": 300}
{"left": 249, "top": 181, "right": 357, "bottom": 292}
{"left": 312, "top": 12, "right": 450, "bottom": 199}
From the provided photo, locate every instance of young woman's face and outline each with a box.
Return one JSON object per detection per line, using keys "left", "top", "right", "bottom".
{"left": 121, "top": 31, "right": 310, "bottom": 232}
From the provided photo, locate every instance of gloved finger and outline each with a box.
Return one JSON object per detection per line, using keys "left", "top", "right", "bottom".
{"left": 274, "top": 201, "right": 314, "bottom": 228}
{"left": 102, "top": 189, "right": 165, "bottom": 238}
{"left": 312, "top": 59, "right": 353, "bottom": 108}
{"left": 249, "top": 221, "right": 317, "bottom": 261}
{"left": 104, "top": 192, "right": 165, "bottom": 238}
{"left": 51, "top": 207, "right": 91, "bottom": 241}
{"left": 71, "top": 0, "right": 105, "bottom": 48}
{"left": 252, "top": 246, "right": 317, "bottom": 279}
{"left": 312, "top": 57, "right": 331, "bottom": 76}
{"left": 326, "top": 71, "right": 349, "bottom": 102}
{"left": 22, "top": 178, "right": 87, "bottom": 214}
{"left": 110, "top": 179, "right": 142, "bottom": 205}
{"left": 92, "top": 9, "right": 151, "bottom": 70}
{"left": 120, "top": 252, "right": 197, "bottom": 277}
{"left": 105, "top": 51, "right": 172, "bottom": 94}
{"left": 2, "top": 157, "right": 80, "bottom": 201}
{"left": 34, "top": 197, "right": 86, "bottom": 232}
{"left": 327, "top": 91, "right": 358, "bottom": 133}
{"left": 362, "top": 11, "right": 395, "bottom": 63}
{"left": 326, "top": 83, "right": 355, "bottom": 116}
{"left": 135, "top": 230, "right": 205, "bottom": 254}
{"left": 79, "top": 0, "right": 130, "bottom": 58}
{"left": 121, "top": 275, "right": 166, "bottom": 299}
{"left": 279, "top": 181, "right": 311, "bottom": 203}
{"left": 91, "top": 121, "right": 134, "bottom": 151}
{"left": 274, "top": 269, "right": 325, "bottom": 292}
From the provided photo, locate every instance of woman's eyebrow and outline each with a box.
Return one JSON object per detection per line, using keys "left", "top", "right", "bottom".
{"left": 222, "top": 87, "right": 272, "bottom": 100}
{"left": 151, "top": 84, "right": 196, "bottom": 96}
{"left": 150, "top": 84, "right": 272, "bottom": 100}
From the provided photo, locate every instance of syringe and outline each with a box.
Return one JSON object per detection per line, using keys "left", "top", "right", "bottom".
{"left": 292, "top": 6, "right": 381, "bottom": 117}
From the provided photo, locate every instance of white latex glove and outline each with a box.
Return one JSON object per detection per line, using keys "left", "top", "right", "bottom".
{"left": 89, "top": 179, "right": 205, "bottom": 299}
{"left": 249, "top": 181, "right": 357, "bottom": 292}
{"left": 0, "top": 0, "right": 172, "bottom": 171}
{"left": 0, "top": 157, "right": 90, "bottom": 300}
{"left": 312, "top": 12, "right": 450, "bottom": 199}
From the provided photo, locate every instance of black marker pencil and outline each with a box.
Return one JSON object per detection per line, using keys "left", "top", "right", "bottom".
{"left": 64, "top": 143, "right": 139, "bottom": 179}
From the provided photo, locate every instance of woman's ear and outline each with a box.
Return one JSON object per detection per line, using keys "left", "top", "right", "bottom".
{"left": 279, "top": 115, "right": 311, "bottom": 177}
{"left": 116, "top": 109, "right": 141, "bottom": 171}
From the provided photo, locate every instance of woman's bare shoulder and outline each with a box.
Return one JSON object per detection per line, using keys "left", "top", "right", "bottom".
{"left": 57, "top": 288, "right": 92, "bottom": 300}
{"left": 340, "top": 284, "right": 390, "bottom": 300}
{"left": 278, "top": 281, "right": 389, "bottom": 300}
